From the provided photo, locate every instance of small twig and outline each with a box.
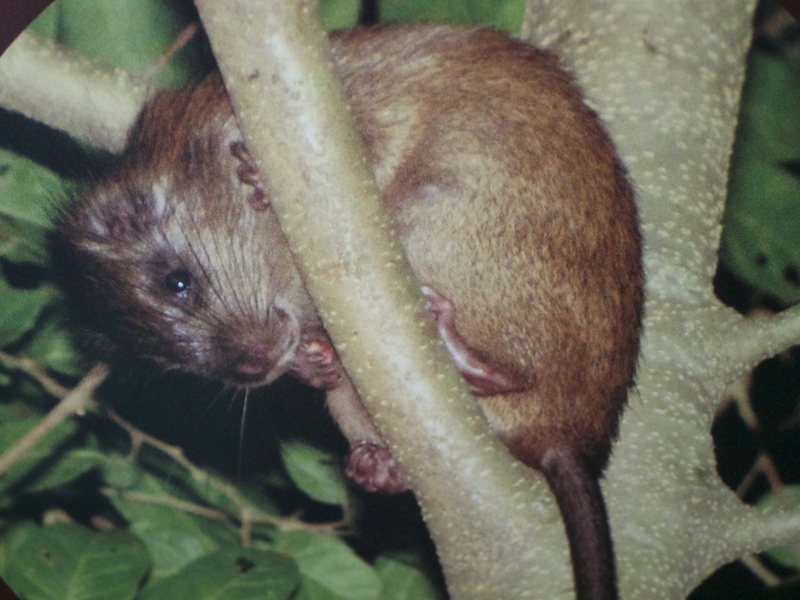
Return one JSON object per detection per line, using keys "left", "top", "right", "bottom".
{"left": 0, "top": 350, "right": 72, "bottom": 400}
{"left": 101, "top": 488, "right": 231, "bottom": 522}
{"left": 140, "top": 22, "right": 201, "bottom": 83}
{"left": 740, "top": 553, "right": 784, "bottom": 587}
{"left": 736, "top": 452, "right": 785, "bottom": 499}
{"left": 279, "top": 513, "right": 349, "bottom": 536}
{"left": 106, "top": 409, "right": 345, "bottom": 536}
{"left": 241, "top": 507, "right": 254, "bottom": 547}
{"left": 716, "top": 371, "right": 758, "bottom": 430}
{"left": 733, "top": 378, "right": 759, "bottom": 432}
{"left": 0, "top": 361, "right": 109, "bottom": 476}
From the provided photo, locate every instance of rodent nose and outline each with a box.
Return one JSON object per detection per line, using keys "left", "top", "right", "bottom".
{"left": 233, "top": 357, "right": 271, "bottom": 382}
{"left": 228, "top": 339, "right": 289, "bottom": 386}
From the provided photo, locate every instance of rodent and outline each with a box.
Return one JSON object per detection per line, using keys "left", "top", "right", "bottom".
{"left": 52, "top": 25, "right": 644, "bottom": 600}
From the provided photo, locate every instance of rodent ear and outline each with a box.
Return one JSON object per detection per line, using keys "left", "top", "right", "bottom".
{"left": 76, "top": 183, "right": 170, "bottom": 243}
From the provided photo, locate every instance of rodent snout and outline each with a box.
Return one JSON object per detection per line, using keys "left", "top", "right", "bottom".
{"left": 221, "top": 326, "right": 298, "bottom": 388}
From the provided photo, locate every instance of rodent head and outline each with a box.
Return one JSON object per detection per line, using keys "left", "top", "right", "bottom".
{"left": 53, "top": 157, "right": 315, "bottom": 389}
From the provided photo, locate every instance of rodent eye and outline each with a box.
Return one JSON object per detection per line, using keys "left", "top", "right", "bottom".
{"left": 164, "top": 268, "right": 192, "bottom": 295}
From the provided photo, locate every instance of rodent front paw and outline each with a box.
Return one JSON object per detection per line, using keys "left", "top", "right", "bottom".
{"left": 229, "top": 140, "right": 269, "bottom": 211}
{"left": 290, "top": 332, "right": 342, "bottom": 389}
{"left": 346, "top": 441, "right": 408, "bottom": 494}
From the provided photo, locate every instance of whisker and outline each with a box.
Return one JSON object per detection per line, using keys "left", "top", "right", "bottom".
{"left": 238, "top": 388, "right": 249, "bottom": 482}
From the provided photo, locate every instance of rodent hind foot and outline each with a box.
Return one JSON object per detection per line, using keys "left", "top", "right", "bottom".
{"left": 346, "top": 440, "right": 408, "bottom": 494}
{"left": 421, "top": 285, "right": 527, "bottom": 396}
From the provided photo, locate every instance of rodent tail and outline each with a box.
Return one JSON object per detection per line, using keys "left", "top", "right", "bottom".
{"left": 539, "top": 447, "right": 618, "bottom": 600}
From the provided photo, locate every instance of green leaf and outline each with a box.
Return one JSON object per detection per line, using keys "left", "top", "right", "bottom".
{"left": 319, "top": 0, "right": 360, "bottom": 30}
{"left": 0, "top": 147, "right": 69, "bottom": 266}
{"left": 735, "top": 52, "right": 800, "bottom": 163}
{"left": 0, "top": 276, "right": 56, "bottom": 348}
{"left": 758, "top": 486, "right": 800, "bottom": 570}
{"left": 0, "top": 417, "right": 100, "bottom": 497}
{"left": 104, "top": 447, "right": 260, "bottom": 576}
{"left": 2, "top": 522, "right": 151, "bottom": 600}
{"left": 276, "top": 530, "right": 381, "bottom": 600}
{"left": 720, "top": 143, "right": 800, "bottom": 304}
{"left": 0, "top": 215, "right": 49, "bottom": 266}
{"left": 280, "top": 441, "right": 347, "bottom": 505}
{"left": 133, "top": 528, "right": 208, "bottom": 581}
{"left": 139, "top": 547, "right": 299, "bottom": 600}
{"left": 28, "top": 2, "right": 59, "bottom": 38}
{"left": 106, "top": 464, "right": 239, "bottom": 559}
{"left": 19, "top": 311, "right": 85, "bottom": 377}
{"left": 375, "top": 556, "right": 444, "bottom": 600}
{"left": 0, "top": 149, "right": 66, "bottom": 230}
{"left": 720, "top": 49, "right": 800, "bottom": 304}
{"left": 47, "top": 0, "right": 204, "bottom": 88}
{"left": 180, "top": 472, "right": 244, "bottom": 518}
{"left": 28, "top": 448, "right": 106, "bottom": 494}
{"left": 381, "top": 0, "right": 525, "bottom": 30}
{"left": 100, "top": 454, "right": 143, "bottom": 490}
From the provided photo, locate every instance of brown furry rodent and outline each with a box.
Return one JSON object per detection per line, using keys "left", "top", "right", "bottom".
{"left": 53, "top": 25, "right": 643, "bottom": 600}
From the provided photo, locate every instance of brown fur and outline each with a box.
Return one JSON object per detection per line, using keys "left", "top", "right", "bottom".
{"left": 55, "top": 26, "right": 643, "bottom": 600}
{"left": 332, "top": 27, "right": 642, "bottom": 476}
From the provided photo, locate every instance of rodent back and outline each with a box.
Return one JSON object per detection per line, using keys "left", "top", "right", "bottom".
{"left": 331, "top": 26, "right": 643, "bottom": 472}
